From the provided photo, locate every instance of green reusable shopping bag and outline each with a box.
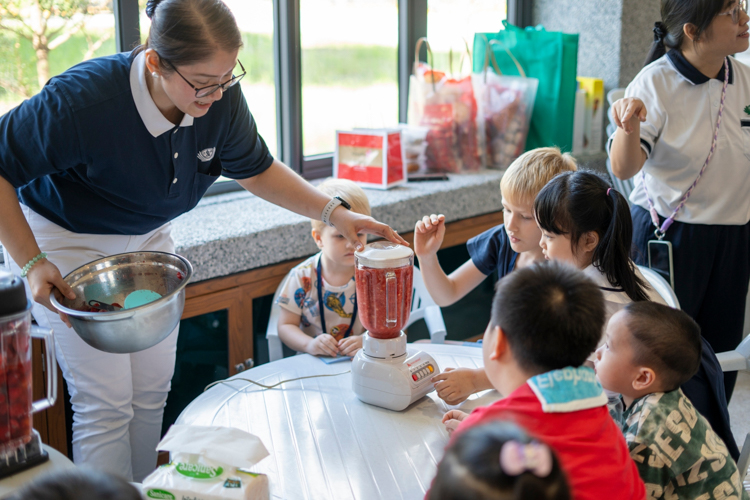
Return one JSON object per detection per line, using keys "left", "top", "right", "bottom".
{"left": 473, "top": 21, "right": 579, "bottom": 152}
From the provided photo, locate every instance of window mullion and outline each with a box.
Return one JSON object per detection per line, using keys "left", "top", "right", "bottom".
{"left": 507, "top": 0, "right": 533, "bottom": 28}
{"left": 398, "top": 0, "right": 427, "bottom": 124}
{"left": 114, "top": 0, "right": 141, "bottom": 53}
{"left": 274, "top": 0, "right": 303, "bottom": 173}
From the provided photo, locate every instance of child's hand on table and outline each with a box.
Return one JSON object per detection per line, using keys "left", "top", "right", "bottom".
{"left": 442, "top": 410, "right": 468, "bottom": 434}
{"left": 338, "top": 335, "right": 363, "bottom": 357}
{"left": 432, "top": 367, "right": 478, "bottom": 405}
{"left": 414, "top": 214, "right": 446, "bottom": 258}
{"left": 306, "top": 334, "right": 340, "bottom": 357}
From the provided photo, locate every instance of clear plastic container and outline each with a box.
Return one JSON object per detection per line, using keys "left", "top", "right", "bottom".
{"left": 355, "top": 243, "right": 414, "bottom": 339}
{"left": 0, "top": 309, "right": 55, "bottom": 456}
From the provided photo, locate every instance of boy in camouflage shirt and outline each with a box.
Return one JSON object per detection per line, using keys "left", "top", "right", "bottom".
{"left": 594, "top": 302, "right": 748, "bottom": 500}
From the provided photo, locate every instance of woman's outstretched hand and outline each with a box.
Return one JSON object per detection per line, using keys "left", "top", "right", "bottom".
{"left": 329, "top": 207, "right": 409, "bottom": 251}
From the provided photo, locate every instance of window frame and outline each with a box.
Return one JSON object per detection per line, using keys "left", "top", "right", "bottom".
{"left": 113, "top": 0, "right": 522, "bottom": 195}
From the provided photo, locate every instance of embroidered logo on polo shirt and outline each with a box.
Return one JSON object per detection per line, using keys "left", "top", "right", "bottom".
{"left": 197, "top": 147, "right": 216, "bottom": 162}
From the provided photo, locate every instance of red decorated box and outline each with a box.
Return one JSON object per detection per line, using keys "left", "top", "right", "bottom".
{"left": 334, "top": 130, "right": 407, "bottom": 190}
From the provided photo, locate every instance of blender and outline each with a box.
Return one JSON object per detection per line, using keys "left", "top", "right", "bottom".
{"left": 351, "top": 242, "right": 439, "bottom": 411}
{"left": 0, "top": 269, "right": 57, "bottom": 478}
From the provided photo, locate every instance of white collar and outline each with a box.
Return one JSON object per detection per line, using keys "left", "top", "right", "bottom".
{"left": 130, "top": 51, "right": 194, "bottom": 138}
{"left": 582, "top": 264, "right": 630, "bottom": 304}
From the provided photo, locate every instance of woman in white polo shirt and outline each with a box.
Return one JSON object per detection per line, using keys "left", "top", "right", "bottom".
{"left": 0, "top": 0, "right": 405, "bottom": 482}
{"left": 609, "top": 0, "right": 749, "bottom": 458}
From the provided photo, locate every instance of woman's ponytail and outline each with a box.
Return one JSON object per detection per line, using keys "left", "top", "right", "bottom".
{"left": 644, "top": 22, "right": 668, "bottom": 67}
{"left": 594, "top": 188, "right": 649, "bottom": 302}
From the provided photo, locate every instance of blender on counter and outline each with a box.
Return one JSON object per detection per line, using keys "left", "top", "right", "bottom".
{"left": 351, "top": 242, "right": 439, "bottom": 411}
{"left": 0, "top": 269, "right": 57, "bottom": 478}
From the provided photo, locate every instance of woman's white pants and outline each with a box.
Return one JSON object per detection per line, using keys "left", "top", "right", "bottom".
{"left": 3, "top": 206, "right": 179, "bottom": 482}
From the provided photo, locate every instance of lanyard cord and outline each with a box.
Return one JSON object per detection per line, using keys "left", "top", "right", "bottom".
{"left": 642, "top": 57, "right": 729, "bottom": 239}
{"left": 316, "top": 255, "right": 358, "bottom": 339}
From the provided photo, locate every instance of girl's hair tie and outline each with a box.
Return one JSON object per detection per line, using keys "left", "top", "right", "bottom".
{"left": 653, "top": 22, "right": 667, "bottom": 43}
{"left": 499, "top": 441, "right": 553, "bottom": 478}
{"left": 606, "top": 188, "right": 612, "bottom": 196}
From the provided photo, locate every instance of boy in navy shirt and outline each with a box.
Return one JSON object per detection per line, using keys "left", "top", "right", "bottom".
{"left": 414, "top": 147, "right": 576, "bottom": 404}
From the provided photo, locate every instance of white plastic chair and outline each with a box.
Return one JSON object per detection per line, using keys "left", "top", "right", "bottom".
{"left": 605, "top": 88, "right": 636, "bottom": 202}
{"left": 637, "top": 265, "right": 679, "bottom": 309}
{"left": 266, "top": 265, "right": 447, "bottom": 362}
{"left": 637, "top": 264, "right": 750, "bottom": 373}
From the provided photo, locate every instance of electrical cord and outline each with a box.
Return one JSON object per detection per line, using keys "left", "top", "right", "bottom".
{"left": 203, "top": 370, "right": 351, "bottom": 393}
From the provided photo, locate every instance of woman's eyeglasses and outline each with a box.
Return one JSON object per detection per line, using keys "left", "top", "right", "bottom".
{"left": 719, "top": 0, "right": 748, "bottom": 24}
{"left": 163, "top": 59, "right": 246, "bottom": 98}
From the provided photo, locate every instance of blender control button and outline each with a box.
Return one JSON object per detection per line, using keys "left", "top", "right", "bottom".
{"left": 412, "top": 374, "right": 418, "bottom": 381}
{"left": 428, "top": 365, "right": 434, "bottom": 373}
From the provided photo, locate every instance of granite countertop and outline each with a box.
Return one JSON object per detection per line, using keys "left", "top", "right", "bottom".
{"left": 172, "top": 170, "right": 504, "bottom": 283}
{"left": 0, "top": 171, "right": 504, "bottom": 280}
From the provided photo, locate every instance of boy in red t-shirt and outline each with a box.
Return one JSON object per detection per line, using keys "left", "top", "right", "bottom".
{"left": 440, "top": 261, "right": 645, "bottom": 500}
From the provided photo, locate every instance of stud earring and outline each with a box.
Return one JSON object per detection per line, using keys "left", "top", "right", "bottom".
{"left": 151, "top": 72, "right": 159, "bottom": 79}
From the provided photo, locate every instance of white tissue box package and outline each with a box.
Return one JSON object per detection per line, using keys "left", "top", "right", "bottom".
{"left": 142, "top": 461, "right": 269, "bottom": 500}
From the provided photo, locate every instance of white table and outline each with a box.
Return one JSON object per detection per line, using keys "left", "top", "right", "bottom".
{"left": 176, "top": 344, "right": 500, "bottom": 500}
{"left": 0, "top": 445, "right": 76, "bottom": 499}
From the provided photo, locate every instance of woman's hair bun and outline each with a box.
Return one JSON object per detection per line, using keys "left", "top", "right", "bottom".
{"left": 145, "top": 0, "right": 164, "bottom": 19}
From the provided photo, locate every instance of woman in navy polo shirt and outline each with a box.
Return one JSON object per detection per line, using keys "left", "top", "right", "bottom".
{"left": 0, "top": 0, "right": 405, "bottom": 481}
{"left": 609, "top": 0, "right": 750, "bottom": 458}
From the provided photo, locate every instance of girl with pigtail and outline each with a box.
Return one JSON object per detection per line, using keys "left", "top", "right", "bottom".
{"left": 608, "top": 0, "right": 750, "bottom": 460}
{"left": 533, "top": 170, "right": 665, "bottom": 333}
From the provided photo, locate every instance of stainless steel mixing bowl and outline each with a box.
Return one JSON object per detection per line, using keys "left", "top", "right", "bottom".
{"left": 50, "top": 252, "right": 193, "bottom": 353}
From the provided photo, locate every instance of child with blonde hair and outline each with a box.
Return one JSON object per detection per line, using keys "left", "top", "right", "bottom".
{"left": 415, "top": 147, "right": 576, "bottom": 404}
{"left": 276, "top": 179, "right": 370, "bottom": 357}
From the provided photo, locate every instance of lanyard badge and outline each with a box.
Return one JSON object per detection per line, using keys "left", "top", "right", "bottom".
{"left": 641, "top": 57, "right": 729, "bottom": 289}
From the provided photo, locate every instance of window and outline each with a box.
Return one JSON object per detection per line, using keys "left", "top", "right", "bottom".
{"left": 426, "top": 0, "right": 508, "bottom": 72}
{"left": 300, "top": 0, "right": 399, "bottom": 157}
{"left": 0, "top": 0, "right": 116, "bottom": 115}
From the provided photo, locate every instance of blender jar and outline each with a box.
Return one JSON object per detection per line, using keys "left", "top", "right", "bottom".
{"left": 0, "top": 270, "right": 56, "bottom": 457}
{"left": 354, "top": 242, "right": 414, "bottom": 339}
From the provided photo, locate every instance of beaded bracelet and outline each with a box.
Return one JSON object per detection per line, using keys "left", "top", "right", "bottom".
{"left": 21, "top": 252, "right": 47, "bottom": 278}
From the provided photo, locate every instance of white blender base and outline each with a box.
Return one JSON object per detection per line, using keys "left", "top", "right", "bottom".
{"left": 351, "top": 333, "right": 439, "bottom": 411}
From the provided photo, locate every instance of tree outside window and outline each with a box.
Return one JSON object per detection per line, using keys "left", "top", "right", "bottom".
{"left": 0, "top": 0, "right": 115, "bottom": 113}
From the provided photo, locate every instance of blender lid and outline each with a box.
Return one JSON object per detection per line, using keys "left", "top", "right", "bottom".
{"left": 0, "top": 268, "right": 29, "bottom": 317}
{"left": 355, "top": 241, "right": 413, "bottom": 268}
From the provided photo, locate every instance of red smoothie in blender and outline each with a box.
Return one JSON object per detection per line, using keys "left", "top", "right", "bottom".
{"left": 355, "top": 242, "right": 414, "bottom": 339}
{"left": 0, "top": 316, "right": 33, "bottom": 453}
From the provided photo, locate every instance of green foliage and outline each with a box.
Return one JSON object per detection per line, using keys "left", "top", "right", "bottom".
{"left": 302, "top": 45, "right": 397, "bottom": 86}
{"left": 238, "top": 33, "right": 398, "bottom": 87}
{"left": 0, "top": 29, "right": 114, "bottom": 99}
{"left": 238, "top": 33, "right": 274, "bottom": 85}
{"left": 0, "top": 29, "right": 446, "bottom": 102}
{"left": 0, "top": 0, "right": 92, "bottom": 37}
